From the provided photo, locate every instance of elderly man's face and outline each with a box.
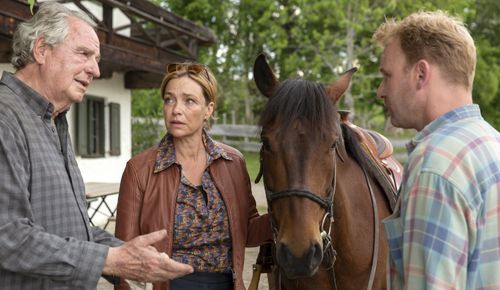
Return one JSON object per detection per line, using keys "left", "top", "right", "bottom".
{"left": 40, "top": 16, "right": 100, "bottom": 110}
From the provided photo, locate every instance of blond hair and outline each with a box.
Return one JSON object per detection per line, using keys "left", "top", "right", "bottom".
{"left": 373, "top": 10, "right": 476, "bottom": 89}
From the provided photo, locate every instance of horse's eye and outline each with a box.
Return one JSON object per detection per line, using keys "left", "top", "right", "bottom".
{"left": 331, "top": 139, "right": 339, "bottom": 150}
{"left": 262, "top": 138, "right": 271, "bottom": 151}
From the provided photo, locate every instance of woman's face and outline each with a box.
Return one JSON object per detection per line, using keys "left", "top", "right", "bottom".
{"left": 163, "top": 76, "right": 214, "bottom": 139}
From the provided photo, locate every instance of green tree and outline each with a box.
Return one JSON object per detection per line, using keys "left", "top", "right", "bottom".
{"left": 131, "top": 89, "right": 164, "bottom": 155}
{"left": 467, "top": 0, "right": 500, "bottom": 128}
{"left": 133, "top": 0, "right": 499, "bottom": 132}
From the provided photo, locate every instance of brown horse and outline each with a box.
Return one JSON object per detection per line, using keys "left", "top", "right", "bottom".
{"left": 253, "top": 54, "right": 401, "bottom": 290}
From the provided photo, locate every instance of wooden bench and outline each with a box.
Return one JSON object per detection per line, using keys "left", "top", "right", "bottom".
{"left": 85, "top": 182, "right": 120, "bottom": 229}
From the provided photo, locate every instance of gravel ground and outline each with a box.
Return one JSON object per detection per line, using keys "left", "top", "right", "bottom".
{"left": 97, "top": 183, "right": 270, "bottom": 290}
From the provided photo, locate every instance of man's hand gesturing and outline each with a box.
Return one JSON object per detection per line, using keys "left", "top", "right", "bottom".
{"left": 103, "top": 230, "right": 193, "bottom": 281}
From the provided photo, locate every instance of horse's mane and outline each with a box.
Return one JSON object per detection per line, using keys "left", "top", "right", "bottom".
{"left": 258, "top": 79, "right": 337, "bottom": 141}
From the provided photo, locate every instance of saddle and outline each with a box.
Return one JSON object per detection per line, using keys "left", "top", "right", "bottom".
{"left": 339, "top": 111, "right": 403, "bottom": 210}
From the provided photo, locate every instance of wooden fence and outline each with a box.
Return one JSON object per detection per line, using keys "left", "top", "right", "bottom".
{"left": 132, "top": 117, "right": 409, "bottom": 162}
{"left": 208, "top": 124, "right": 409, "bottom": 162}
{"left": 208, "top": 124, "right": 261, "bottom": 152}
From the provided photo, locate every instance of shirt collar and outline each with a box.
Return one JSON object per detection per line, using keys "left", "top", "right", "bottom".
{"left": 1, "top": 71, "right": 55, "bottom": 120}
{"left": 1, "top": 71, "right": 69, "bottom": 120}
{"left": 154, "top": 130, "right": 232, "bottom": 173}
{"left": 406, "top": 104, "right": 481, "bottom": 154}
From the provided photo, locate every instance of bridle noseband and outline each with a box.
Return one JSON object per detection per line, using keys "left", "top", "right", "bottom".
{"left": 255, "top": 139, "right": 341, "bottom": 290}
{"left": 265, "top": 188, "right": 333, "bottom": 211}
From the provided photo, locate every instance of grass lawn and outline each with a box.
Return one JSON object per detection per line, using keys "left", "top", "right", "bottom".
{"left": 242, "top": 151, "right": 260, "bottom": 182}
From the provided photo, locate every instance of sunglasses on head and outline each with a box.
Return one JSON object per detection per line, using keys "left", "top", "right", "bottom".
{"left": 166, "top": 63, "right": 211, "bottom": 81}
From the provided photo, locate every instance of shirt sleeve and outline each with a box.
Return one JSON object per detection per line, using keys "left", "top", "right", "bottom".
{"left": 0, "top": 119, "right": 109, "bottom": 289}
{"left": 401, "top": 170, "right": 475, "bottom": 289}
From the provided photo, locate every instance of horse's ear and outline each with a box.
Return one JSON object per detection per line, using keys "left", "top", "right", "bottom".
{"left": 254, "top": 53, "right": 280, "bottom": 98}
{"left": 326, "top": 67, "right": 357, "bottom": 104}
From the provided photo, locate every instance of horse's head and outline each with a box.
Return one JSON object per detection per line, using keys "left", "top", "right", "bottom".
{"left": 254, "top": 53, "right": 356, "bottom": 279}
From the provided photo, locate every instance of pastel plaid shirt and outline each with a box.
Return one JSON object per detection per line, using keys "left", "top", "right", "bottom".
{"left": 383, "top": 104, "right": 500, "bottom": 289}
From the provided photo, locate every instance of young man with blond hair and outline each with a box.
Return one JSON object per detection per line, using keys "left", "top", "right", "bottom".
{"left": 373, "top": 11, "right": 500, "bottom": 289}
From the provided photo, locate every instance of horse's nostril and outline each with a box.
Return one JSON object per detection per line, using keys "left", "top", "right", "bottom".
{"left": 276, "top": 242, "right": 294, "bottom": 266}
{"left": 310, "top": 242, "right": 323, "bottom": 264}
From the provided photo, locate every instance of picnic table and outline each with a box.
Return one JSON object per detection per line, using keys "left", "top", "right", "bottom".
{"left": 85, "top": 182, "right": 120, "bottom": 229}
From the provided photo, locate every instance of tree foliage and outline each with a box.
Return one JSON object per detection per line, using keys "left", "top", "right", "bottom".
{"left": 133, "top": 0, "right": 500, "bottom": 131}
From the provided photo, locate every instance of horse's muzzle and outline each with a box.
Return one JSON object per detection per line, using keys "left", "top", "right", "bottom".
{"left": 275, "top": 241, "right": 323, "bottom": 279}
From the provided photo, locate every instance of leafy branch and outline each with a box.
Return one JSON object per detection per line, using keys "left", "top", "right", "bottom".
{"left": 28, "top": 0, "right": 35, "bottom": 14}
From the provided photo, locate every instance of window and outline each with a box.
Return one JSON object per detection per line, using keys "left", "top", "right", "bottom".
{"left": 76, "top": 96, "right": 122, "bottom": 158}
{"left": 76, "top": 96, "right": 105, "bottom": 157}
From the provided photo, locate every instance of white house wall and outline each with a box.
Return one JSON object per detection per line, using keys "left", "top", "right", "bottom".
{"left": 69, "top": 72, "right": 131, "bottom": 183}
{"left": 0, "top": 63, "right": 13, "bottom": 74}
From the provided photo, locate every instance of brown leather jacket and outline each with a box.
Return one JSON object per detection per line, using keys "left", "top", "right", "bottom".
{"left": 114, "top": 141, "right": 271, "bottom": 290}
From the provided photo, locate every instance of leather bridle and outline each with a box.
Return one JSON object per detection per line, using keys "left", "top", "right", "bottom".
{"left": 255, "top": 135, "right": 380, "bottom": 290}
{"left": 255, "top": 140, "right": 340, "bottom": 290}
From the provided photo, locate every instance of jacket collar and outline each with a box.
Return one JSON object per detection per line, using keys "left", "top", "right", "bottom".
{"left": 154, "top": 130, "right": 232, "bottom": 173}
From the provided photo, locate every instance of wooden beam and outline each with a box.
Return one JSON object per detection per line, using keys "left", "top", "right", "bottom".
{"left": 97, "top": 29, "right": 194, "bottom": 74}
{"left": 0, "top": 0, "right": 210, "bottom": 85}
{"left": 124, "top": 71, "right": 163, "bottom": 89}
{"left": 102, "top": 3, "right": 113, "bottom": 42}
{"left": 98, "top": 61, "right": 114, "bottom": 79}
{"left": 0, "top": 36, "right": 12, "bottom": 63}
{"left": 0, "top": 0, "right": 32, "bottom": 21}
{"left": 99, "top": 0, "right": 216, "bottom": 45}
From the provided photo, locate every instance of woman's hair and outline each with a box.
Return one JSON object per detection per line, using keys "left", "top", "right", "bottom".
{"left": 373, "top": 10, "right": 476, "bottom": 90}
{"left": 11, "top": 1, "right": 97, "bottom": 70}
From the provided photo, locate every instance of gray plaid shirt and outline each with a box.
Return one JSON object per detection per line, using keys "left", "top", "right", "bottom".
{"left": 0, "top": 72, "right": 122, "bottom": 290}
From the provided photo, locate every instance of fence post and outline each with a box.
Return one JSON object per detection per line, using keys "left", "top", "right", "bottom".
{"left": 222, "top": 113, "right": 227, "bottom": 142}
{"left": 231, "top": 110, "right": 236, "bottom": 125}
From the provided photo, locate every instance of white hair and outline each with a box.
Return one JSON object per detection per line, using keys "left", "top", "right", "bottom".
{"left": 11, "top": 1, "right": 97, "bottom": 69}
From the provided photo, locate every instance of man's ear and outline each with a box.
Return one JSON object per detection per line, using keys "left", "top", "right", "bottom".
{"left": 32, "top": 37, "right": 48, "bottom": 65}
{"left": 415, "top": 59, "right": 430, "bottom": 90}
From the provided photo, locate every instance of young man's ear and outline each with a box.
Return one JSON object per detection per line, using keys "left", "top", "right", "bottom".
{"left": 415, "top": 59, "right": 430, "bottom": 90}
{"left": 32, "top": 37, "right": 47, "bottom": 65}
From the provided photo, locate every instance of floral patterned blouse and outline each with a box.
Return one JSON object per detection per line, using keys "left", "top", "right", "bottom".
{"left": 154, "top": 132, "right": 233, "bottom": 273}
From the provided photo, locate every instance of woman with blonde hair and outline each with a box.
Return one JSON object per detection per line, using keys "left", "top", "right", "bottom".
{"left": 115, "top": 62, "right": 271, "bottom": 290}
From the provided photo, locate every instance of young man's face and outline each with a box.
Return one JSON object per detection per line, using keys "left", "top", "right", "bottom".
{"left": 377, "top": 39, "right": 420, "bottom": 130}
